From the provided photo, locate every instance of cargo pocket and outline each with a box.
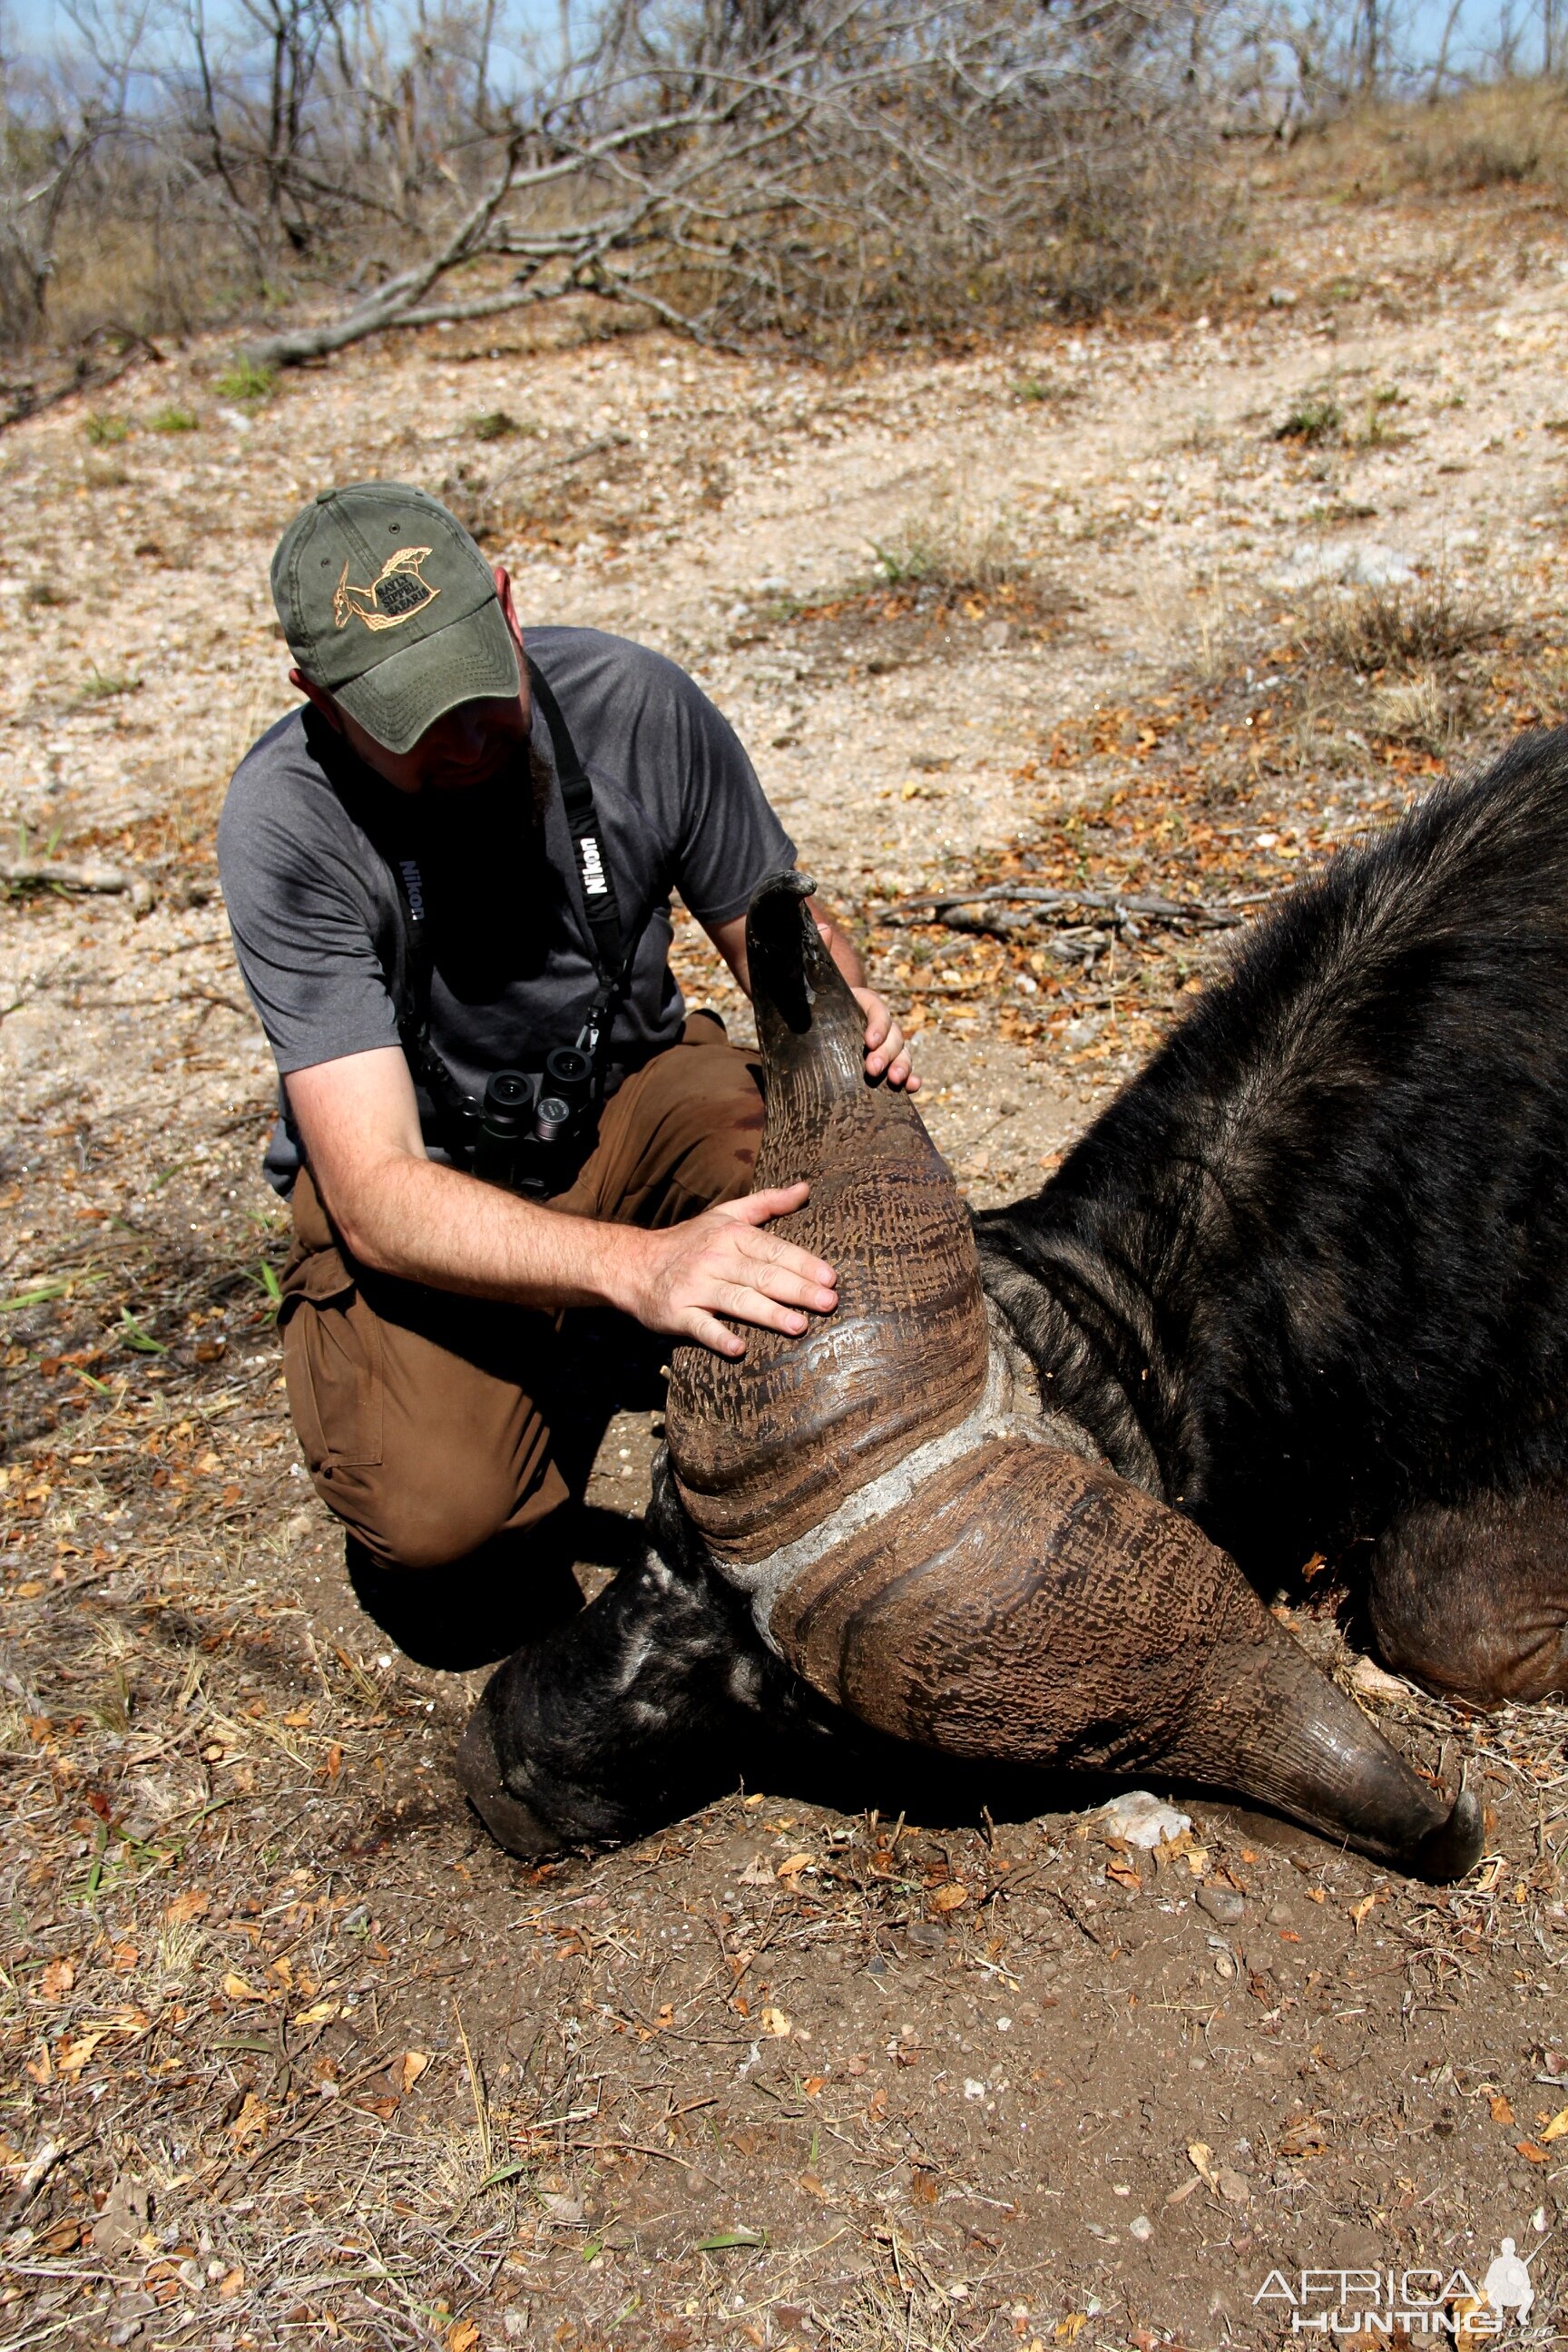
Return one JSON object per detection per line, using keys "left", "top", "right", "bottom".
{"left": 279, "top": 1247, "right": 385, "bottom": 1474}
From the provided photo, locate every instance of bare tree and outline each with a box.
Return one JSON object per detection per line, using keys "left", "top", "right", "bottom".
{"left": 231, "top": 0, "right": 1244, "bottom": 368}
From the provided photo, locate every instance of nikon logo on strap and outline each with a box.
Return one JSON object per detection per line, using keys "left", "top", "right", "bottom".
{"left": 577, "top": 836, "right": 610, "bottom": 898}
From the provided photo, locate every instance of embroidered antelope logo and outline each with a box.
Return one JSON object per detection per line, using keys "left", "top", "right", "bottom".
{"left": 333, "top": 545, "right": 441, "bottom": 632}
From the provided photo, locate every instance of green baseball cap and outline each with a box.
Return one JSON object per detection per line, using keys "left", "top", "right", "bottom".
{"left": 271, "top": 481, "right": 521, "bottom": 754}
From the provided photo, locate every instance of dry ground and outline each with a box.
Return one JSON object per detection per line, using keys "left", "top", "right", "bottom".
{"left": 2, "top": 162, "right": 1568, "bottom": 2352}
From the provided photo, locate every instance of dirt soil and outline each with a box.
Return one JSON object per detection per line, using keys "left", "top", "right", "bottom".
{"left": 3, "top": 168, "right": 1568, "bottom": 2352}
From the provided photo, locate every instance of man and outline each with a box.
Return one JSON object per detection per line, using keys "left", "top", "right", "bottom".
{"left": 220, "top": 481, "right": 915, "bottom": 1664}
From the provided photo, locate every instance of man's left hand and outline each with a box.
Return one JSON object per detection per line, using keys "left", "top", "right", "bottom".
{"left": 854, "top": 986, "right": 918, "bottom": 1092}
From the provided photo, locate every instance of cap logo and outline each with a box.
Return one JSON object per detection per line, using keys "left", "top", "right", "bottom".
{"left": 332, "top": 545, "right": 441, "bottom": 634}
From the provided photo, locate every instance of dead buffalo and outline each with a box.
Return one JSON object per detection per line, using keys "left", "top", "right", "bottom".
{"left": 459, "top": 731, "right": 1568, "bottom": 1874}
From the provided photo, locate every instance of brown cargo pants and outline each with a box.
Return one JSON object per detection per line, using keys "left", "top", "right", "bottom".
{"left": 278, "top": 1014, "right": 763, "bottom": 1573}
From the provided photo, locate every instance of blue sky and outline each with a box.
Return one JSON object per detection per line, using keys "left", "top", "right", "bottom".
{"left": 0, "top": 0, "right": 1541, "bottom": 84}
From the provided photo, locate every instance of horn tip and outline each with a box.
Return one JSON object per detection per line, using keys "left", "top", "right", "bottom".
{"left": 1406, "top": 1769, "right": 1485, "bottom": 1885}
{"left": 754, "top": 869, "right": 816, "bottom": 906}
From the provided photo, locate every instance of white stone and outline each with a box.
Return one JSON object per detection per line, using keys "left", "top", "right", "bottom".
{"left": 1270, "top": 541, "right": 1417, "bottom": 592}
{"left": 1097, "top": 1790, "right": 1192, "bottom": 1849}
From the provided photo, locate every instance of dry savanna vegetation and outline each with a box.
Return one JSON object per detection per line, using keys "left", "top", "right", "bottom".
{"left": 3, "top": 32, "right": 1568, "bottom": 2352}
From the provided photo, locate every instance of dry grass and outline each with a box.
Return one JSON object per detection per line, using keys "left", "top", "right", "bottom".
{"left": 868, "top": 489, "right": 1035, "bottom": 596}
{"left": 1292, "top": 574, "right": 1500, "bottom": 677}
{"left": 1287, "top": 79, "right": 1568, "bottom": 202}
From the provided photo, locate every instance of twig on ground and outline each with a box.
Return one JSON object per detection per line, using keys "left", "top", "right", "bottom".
{"left": 0, "top": 861, "right": 153, "bottom": 913}
{"left": 876, "top": 884, "right": 1255, "bottom": 934}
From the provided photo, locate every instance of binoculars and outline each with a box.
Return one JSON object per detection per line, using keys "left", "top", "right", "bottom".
{"left": 472, "top": 1048, "right": 598, "bottom": 1195}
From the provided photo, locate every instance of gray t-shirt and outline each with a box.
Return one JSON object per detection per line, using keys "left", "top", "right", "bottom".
{"left": 219, "top": 626, "right": 795, "bottom": 1183}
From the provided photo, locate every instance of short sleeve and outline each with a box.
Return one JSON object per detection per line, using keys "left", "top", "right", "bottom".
{"left": 218, "top": 722, "right": 404, "bottom": 1079}
{"left": 632, "top": 652, "right": 797, "bottom": 925}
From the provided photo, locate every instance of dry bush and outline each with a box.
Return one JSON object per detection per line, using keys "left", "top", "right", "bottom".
{"left": 3, "top": 0, "right": 1248, "bottom": 377}
{"left": 1292, "top": 575, "right": 1499, "bottom": 676}
{"left": 1286, "top": 80, "right": 1568, "bottom": 202}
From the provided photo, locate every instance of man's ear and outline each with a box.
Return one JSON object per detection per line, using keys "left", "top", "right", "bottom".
{"left": 290, "top": 667, "right": 345, "bottom": 733}
{"left": 493, "top": 564, "right": 526, "bottom": 660}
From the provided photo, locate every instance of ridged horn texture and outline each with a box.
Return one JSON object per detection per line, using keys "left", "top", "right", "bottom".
{"left": 664, "top": 874, "right": 1482, "bottom": 1882}
{"left": 771, "top": 1438, "right": 1482, "bottom": 1877}
{"left": 666, "top": 871, "right": 990, "bottom": 1561}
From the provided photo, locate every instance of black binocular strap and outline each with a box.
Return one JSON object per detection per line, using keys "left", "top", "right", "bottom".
{"left": 525, "top": 656, "right": 627, "bottom": 1000}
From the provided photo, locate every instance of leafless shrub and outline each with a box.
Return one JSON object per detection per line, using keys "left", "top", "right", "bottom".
{"left": 1, "top": 0, "right": 1250, "bottom": 377}
{"left": 1293, "top": 575, "right": 1499, "bottom": 676}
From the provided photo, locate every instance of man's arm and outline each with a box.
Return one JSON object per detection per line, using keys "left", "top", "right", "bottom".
{"left": 704, "top": 900, "right": 918, "bottom": 1091}
{"left": 285, "top": 1046, "right": 837, "bottom": 1358}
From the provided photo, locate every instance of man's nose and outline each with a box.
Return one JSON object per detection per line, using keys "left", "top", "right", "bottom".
{"left": 443, "top": 704, "right": 487, "bottom": 760}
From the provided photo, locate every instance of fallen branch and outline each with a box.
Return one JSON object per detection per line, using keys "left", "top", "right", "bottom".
{"left": 876, "top": 885, "right": 1255, "bottom": 933}
{"left": 0, "top": 861, "right": 153, "bottom": 913}
{"left": 0, "top": 2135, "right": 85, "bottom": 2230}
{"left": 0, "top": 330, "right": 162, "bottom": 434}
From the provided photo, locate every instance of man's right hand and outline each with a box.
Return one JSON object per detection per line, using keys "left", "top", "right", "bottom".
{"left": 286, "top": 1049, "right": 838, "bottom": 1357}
{"left": 608, "top": 1181, "right": 838, "bottom": 1357}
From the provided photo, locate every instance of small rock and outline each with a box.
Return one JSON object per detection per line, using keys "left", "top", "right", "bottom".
{"left": 1267, "top": 287, "right": 1298, "bottom": 308}
{"left": 1267, "top": 1898, "right": 1294, "bottom": 1925}
{"left": 1214, "top": 2167, "right": 1251, "bottom": 2205}
{"left": 1196, "top": 1883, "right": 1245, "bottom": 1926}
{"left": 980, "top": 619, "right": 1012, "bottom": 652}
{"left": 1099, "top": 1791, "right": 1192, "bottom": 1850}
{"left": 1270, "top": 540, "right": 1416, "bottom": 593}
{"left": 1129, "top": 2212, "right": 1154, "bottom": 2241}
{"left": 1349, "top": 1656, "right": 1411, "bottom": 1702}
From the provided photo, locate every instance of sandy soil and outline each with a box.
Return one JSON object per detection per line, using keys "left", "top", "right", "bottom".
{"left": 2, "top": 170, "right": 1568, "bottom": 2351}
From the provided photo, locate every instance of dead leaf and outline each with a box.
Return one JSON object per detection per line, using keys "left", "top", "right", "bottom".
{"left": 775, "top": 1852, "right": 813, "bottom": 1880}
{"left": 1540, "top": 2105, "right": 1568, "bottom": 2142}
{"left": 218, "top": 2268, "right": 244, "bottom": 2300}
{"left": 39, "top": 1957, "right": 75, "bottom": 2000}
{"left": 1164, "top": 2174, "right": 1202, "bottom": 2207}
{"left": 221, "top": 1973, "right": 266, "bottom": 2004}
{"left": 400, "top": 2050, "right": 431, "bottom": 2093}
{"left": 930, "top": 1884, "right": 970, "bottom": 1913}
{"left": 228, "top": 2092, "right": 269, "bottom": 2144}
{"left": 1348, "top": 1895, "right": 1379, "bottom": 1931}
{"left": 1054, "top": 2318, "right": 1088, "bottom": 2343}
{"left": 92, "top": 2177, "right": 151, "bottom": 2256}
{"left": 760, "top": 2006, "right": 793, "bottom": 2038}
{"left": 1487, "top": 2092, "right": 1515, "bottom": 2125}
{"left": 1515, "top": 2140, "right": 1551, "bottom": 2164}
{"left": 56, "top": 2029, "right": 109, "bottom": 2075}
{"left": 291, "top": 1999, "right": 340, "bottom": 2028}
{"left": 737, "top": 1855, "right": 774, "bottom": 1886}
{"left": 164, "top": 1887, "right": 209, "bottom": 1925}
{"left": 1186, "top": 2141, "right": 1216, "bottom": 2185}
{"left": 801, "top": 2075, "right": 827, "bottom": 2097}
{"left": 448, "top": 2323, "right": 480, "bottom": 2352}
